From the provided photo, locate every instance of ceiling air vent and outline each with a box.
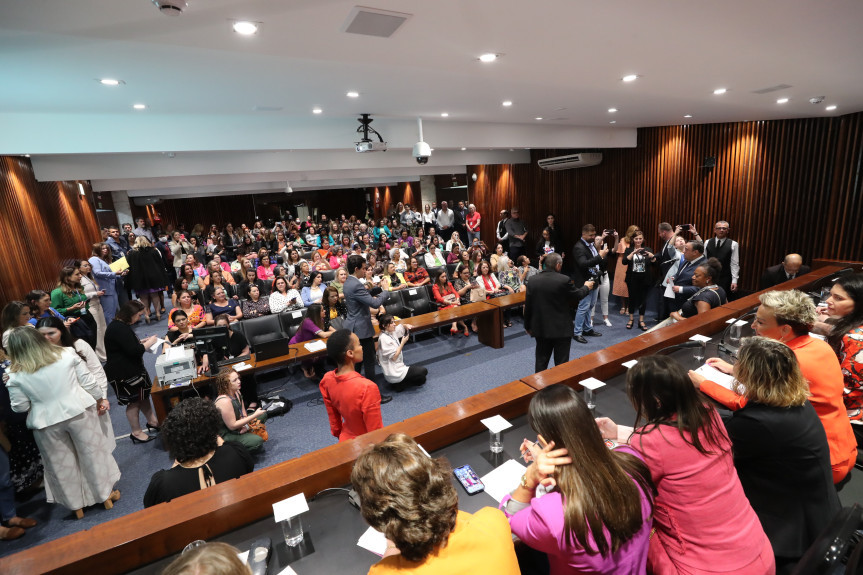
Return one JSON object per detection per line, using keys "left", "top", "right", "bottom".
{"left": 342, "top": 6, "right": 411, "bottom": 38}
{"left": 537, "top": 153, "right": 603, "bottom": 171}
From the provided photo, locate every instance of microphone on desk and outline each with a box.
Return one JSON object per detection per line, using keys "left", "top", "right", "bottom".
{"left": 654, "top": 341, "right": 705, "bottom": 355}
{"left": 718, "top": 309, "right": 758, "bottom": 358}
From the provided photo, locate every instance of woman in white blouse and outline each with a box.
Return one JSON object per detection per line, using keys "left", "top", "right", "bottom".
{"left": 5, "top": 327, "right": 121, "bottom": 519}
{"left": 471, "top": 260, "right": 506, "bottom": 301}
{"left": 390, "top": 248, "right": 408, "bottom": 272}
{"left": 424, "top": 243, "right": 446, "bottom": 268}
{"left": 269, "top": 277, "right": 303, "bottom": 313}
{"left": 377, "top": 315, "right": 427, "bottom": 392}
{"left": 445, "top": 231, "right": 466, "bottom": 254}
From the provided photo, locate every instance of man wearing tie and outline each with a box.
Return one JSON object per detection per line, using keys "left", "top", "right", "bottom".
{"left": 759, "top": 254, "right": 810, "bottom": 290}
{"left": 654, "top": 222, "right": 678, "bottom": 320}
{"left": 671, "top": 241, "right": 706, "bottom": 311}
{"left": 704, "top": 221, "right": 740, "bottom": 297}
{"left": 571, "top": 224, "right": 608, "bottom": 343}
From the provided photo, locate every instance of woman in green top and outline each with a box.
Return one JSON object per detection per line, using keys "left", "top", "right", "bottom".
{"left": 329, "top": 266, "right": 348, "bottom": 297}
{"left": 51, "top": 266, "right": 96, "bottom": 348}
{"left": 214, "top": 368, "right": 267, "bottom": 452}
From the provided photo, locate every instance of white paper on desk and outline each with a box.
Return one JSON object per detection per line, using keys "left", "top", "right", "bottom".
{"left": 276, "top": 567, "right": 299, "bottom": 575}
{"left": 304, "top": 340, "right": 327, "bottom": 352}
{"left": 664, "top": 283, "right": 676, "bottom": 298}
{"left": 480, "top": 459, "right": 527, "bottom": 503}
{"left": 579, "top": 377, "right": 606, "bottom": 390}
{"left": 357, "top": 526, "right": 388, "bottom": 557}
{"left": 694, "top": 364, "right": 743, "bottom": 393}
{"left": 237, "top": 550, "right": 249, "bottom": 564}
{"left": 233, "top": 362, "right": 253, "bottom": 372}
{"left": 689, "top": 334, "right": 712, "bottom": 343}
{"left": 725, "top": 318, "right": 737, "bottom": 324}
{"left": 150, "top": 338, "right": 166, "bottom": 354}
{"left": 273, "top": 493, "right": 309, "bottom": 522}
{"left": 481, "top": 415, "right": 513, "bottom": 433}
{"left": 622, "top": 360, "right": 638, "bottom": 369}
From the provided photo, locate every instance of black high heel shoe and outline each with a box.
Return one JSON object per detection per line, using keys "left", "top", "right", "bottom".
{"left": 146, "top": 423, "right": 161, "bottom": 433}
{"left": 130, "top": 434, "right": 155, "bottom": 444}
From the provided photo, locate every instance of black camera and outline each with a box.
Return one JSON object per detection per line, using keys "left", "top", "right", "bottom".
{"left": 680, "top": 224, "right": 691, "bottom": 231}
{"left": 603, "top": 228, "right": 616, "bottom": 235}
{"left": 588, "top": 273, "right": 601, "bottom": 287}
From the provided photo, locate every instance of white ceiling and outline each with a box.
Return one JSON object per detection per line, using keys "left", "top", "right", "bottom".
{"left": 2, "top": 0, "right": 861, "bottom": 198}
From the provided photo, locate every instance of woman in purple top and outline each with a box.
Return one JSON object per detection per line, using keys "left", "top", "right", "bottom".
{"left": 500, "top": 384, "right": 655, "bottom": 575}
{"left": 596, "top": 356, "right": 774, "bottom": 574}
{"left": 288, "top": 303, "right": 335, "bottom": 378}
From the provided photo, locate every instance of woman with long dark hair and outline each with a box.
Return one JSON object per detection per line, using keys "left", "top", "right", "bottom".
{"left": 1, "top": 302, "right": 33, "bottom": 351}
{"left": 621, "top": 230, "right": 656, "bottom": 331}
{"left": 597, "top": 356, "right": 773, "bottom": 574}
{"left": 50, "top": 266, "right": 97, "bottom": 348}
{"left": 500, "top": 384, "right": 654, "bottom": 573}
{"left": 126, "top": 236, "right": 168, "bottom": 324}
{"left": 818, "top": 274, "right": 863, "bottom": 424}
{"left": 289, "top": 303, "right": 334, "bottom": 378}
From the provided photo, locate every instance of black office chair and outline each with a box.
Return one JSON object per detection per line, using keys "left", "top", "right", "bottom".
{"left": 319, "top": 269, "right": 336, "bottom": 284}
{"left": 402, "top": 287, "right": 434, "bottom": 317}
{"left": 241, "top": 315, "right": 286, "bottom": 348}
{"left": 231, "top": 271, "right": 244, "bottom": 284}
{"left": 278, "top": 308, "right": 308, "bottom": 339}
{"left": 790, "top": 504, "right": 862, "bottom": 575}
{"left": 382, "top": 290, "right": 407, "bottom": 318}
{"left": 426, "top": 266, "right": 446, "bottom": 285}
{"left": 446, "top": 262, "right": 459, "bottom": 279}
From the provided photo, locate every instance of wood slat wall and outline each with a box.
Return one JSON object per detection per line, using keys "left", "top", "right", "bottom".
{"left": 373, "top": 182, "right": 418, "bottom": 219}
{"left": 0, "top": 156, "right": 100, "bottom": 307}
{"left": 469, "top": 112, "right": 863, "bottom": 290}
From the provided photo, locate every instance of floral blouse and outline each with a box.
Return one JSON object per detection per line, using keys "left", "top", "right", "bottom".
{"left": 241, "top": 298, "right": 271, "bottom": 319}
{"left": 403, "top": 267, "right": 429, "bottom": 285}
{"left": 839, "top": 325, "right": 863, "bottom": 419}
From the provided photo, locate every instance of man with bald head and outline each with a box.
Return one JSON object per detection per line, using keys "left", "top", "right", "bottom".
{"left": 759, "top": 254, "right": 811, "bottom": 290}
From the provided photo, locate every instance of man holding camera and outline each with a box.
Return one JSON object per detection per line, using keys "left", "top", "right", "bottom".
{"left": 571, "top": 224, "right": 609, "bottom": 343}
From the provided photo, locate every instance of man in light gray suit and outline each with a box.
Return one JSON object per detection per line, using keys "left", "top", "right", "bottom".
{"left": 343, "top": 255, "right": 392, "bottom": 404}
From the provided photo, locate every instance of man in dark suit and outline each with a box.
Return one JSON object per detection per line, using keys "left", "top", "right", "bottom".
{"left": 571, "top": 224, "right": 609, "bottom": 343}
{"left": 670, "top": 241, "right": 706, "bottom": 311}
{"left": 343, "top": 255, "right": 392, "bottom": 404}
{"left": 525, "top": 253, "right": 594, "bottom": 372}
{"left": 704, "top": 220, "right": 740, "bottom": 297}
{"left": 759, "top": 254, "right": 810, "bottom": 290}
{"left": 653, "top": 222, "right": 678, "bottom": 321}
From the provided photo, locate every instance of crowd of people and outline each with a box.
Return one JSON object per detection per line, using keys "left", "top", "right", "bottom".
{"left": 1, "top": 199, "right": 861, "bottom": 575}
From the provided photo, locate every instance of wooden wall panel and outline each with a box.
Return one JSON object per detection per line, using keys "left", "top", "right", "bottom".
{"left": 469, "top": 112, "right": 863, "bottom": 290}
{"left": 0, "top": 156, "right": 100, "bottom": 306}
{"left": 373, "top": 181, "right": 419, "bottom": 219}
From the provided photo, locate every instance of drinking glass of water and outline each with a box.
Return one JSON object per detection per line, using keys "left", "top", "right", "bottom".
{"left": 693, "top": 340, "right": 706, "bottom": 362}
{"left": 489, "top": 430, "right": 503, "bottom": 454}
{"left": 281, "top": 515, "right": 304, "bottom": 547}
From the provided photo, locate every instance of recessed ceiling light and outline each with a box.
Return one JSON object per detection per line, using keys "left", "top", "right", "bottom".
{"left": 133, "top": 103, "right": 147, "bottom": 110}
{"left": 346, "top": 91, "right": 359, "bottom": 98}
{"left": 440, "top": 112, "right": 449, "bottom": 117}
{"left": 684, "top": 114, "right": 692, "bottom": 118}
{"left": 609, "top": 120, "right": 617, "bottom": 124}
{"left": 826, "top": 105, "right": 837, "bottom": 111}
{"left": 535, "top": 117, "right": 543, "bottom": 120}
{"left": 622, "top": 74, "right": 639, "bottom": 82}
{"left": 461, "top": 147, "right": 467, "bottom": 151}
{"left": 776, "top": 98, "right": 789, "bottom": 104}
{"left": 478, "top": 53, "right": 498, "bottom": 63}
{"left": 502, "top": 100, "right": 513, "bottom": 107}
{"left": 99, "top": 78, "right": 123, "bottom": 86}
{"left": 608, "top": 108, "right": 618, "bottom": 113}
{"left": 312, "top": 107, "right": 323, "bottom": 114}
{"left": 232, "top": 21, "right": 259, "bottom": 35}
{"left": 713, "top": 88, "right": 727, "bottom": 95}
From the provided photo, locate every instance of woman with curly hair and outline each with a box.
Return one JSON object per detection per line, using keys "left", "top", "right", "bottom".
{"left": 143, "top": 398, "right": 253, "bottom": 507}
{"left": 351, "top": 432, "right": 520, "bottom": 574}
{"left": 214, "top": 368, "right": 267, "bottom": 452}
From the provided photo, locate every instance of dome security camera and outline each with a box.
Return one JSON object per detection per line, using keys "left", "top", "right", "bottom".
{"left": 412, "top": 141, "right": 431, "bottom": 165}
{"left": 152, "top": 0, "right": 188, "bottom": 16}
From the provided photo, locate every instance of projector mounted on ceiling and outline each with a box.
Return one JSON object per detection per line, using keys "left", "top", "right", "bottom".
{"left": 152, "top": 0, "right": 187, "bottom": 16}
{"left": 355, "top": 114, "right": 387, "bottom": 152}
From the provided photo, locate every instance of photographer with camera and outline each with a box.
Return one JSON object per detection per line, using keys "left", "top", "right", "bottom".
{"left": 571, "top": 224, "right": 610, "bottom": 344}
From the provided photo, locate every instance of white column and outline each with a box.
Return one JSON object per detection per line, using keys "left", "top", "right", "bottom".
{"left": 111, "top": 190, "right": 133, "bottom": 228}
{"left": 419, "top": 175, "right": 436, "bottom": 208}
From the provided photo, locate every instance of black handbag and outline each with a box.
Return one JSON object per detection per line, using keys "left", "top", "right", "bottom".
{"left": 111, "top": 372, "right": 150, "bottom": 405}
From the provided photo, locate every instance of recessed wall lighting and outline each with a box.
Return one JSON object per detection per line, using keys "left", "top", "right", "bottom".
{"left": 535, "top": 117, "right": 543, "bottom": 120}
{"left": 461, "top": 147, "right": 467, "bottom": 151}
{"left": 776, "top": 98, "right": 789, "bottom": 104}
{"left": 684, "top": 114, "right": 693, "bottom": 118}
{"left": 608, "top": 108, "right": 618, "bottom": 113}
{"left": 622, "top": 74, "right": 639, "bottom": 82}
{"left": 478, "top": 53, "right": 498, "bottom": 63}
{"left": 133, "top": 103, "right": 147, "bottom": 110}
{"left": 232, "top": 21, "right": 259, "bottom": 35}
{"left": 609, "top": 120, "right": 617, "bottom": 124}
{"left": 440, "top": 112, "right": 449, "bottom": 117}
{"left": 99, "top": 78, "right": 123, "bottom": 86}
{"left": 312, "top": 107, "right": 323, "bottom": 114}
{"left": 502, "top": 100, "right": 513, "bottom": 107}
{"left": 713, "top": 88, "right": 727, "bottom": 95}
{"left": 825, "top": 105, "right": 837, "bottom": 111}
{"left": 346, "top": 91, "right": 359, "bottom": 98}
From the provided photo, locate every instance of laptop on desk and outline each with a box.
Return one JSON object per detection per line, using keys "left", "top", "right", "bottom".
{"left": 253, "top": 337, "right": 291, "bottom": 362}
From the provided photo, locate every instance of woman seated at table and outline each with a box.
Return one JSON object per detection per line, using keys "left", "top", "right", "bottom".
{"left": 432, "top": 269, "right": 468, "bottom": 336}
{"left": 289, "top": 304, "right": 335, "bottom": 379}
{"left": 381, "top": 262, "right": 408, "bottom": 292}
{"left": 377, "top": 315, "right": 427, "bottom": 392}
{"left": 452, "top": 267, "right": 479, "bottom": 333}
{"left": 403, "top": 257, "right": 430, "bottom": 287}
{"left": 168, "top": 290, "right": 207, "bottom": 331}
{"left": 500, "top": 384, "right": 654, "bottom": 574}
{"left": 690, "top": 337, "right": 840, "bottom": 568}
{"left": 240, "top": 284, "right": 271, "bottom": 319}
{"left": 205, "top": 287, "right": 243, "bottom": 325}
{"left": 144, "top": 397, "right": 254, "bottom": 508}
{"left": 301, "top": 271, "right": 326, "bottom": 306}
{"left": 473, "top": 260, "right": 509, "bottom": 302}
{"left": 669, "top": 258, "right": 727, "bottom": 322}
{"left": 322, "top": 286, "right": 347, "bottom": 330}
{"left": 214, "top": 367, "right": 267, "bottom": 452}
{"left": 202, "top": 270, "right": 236, "bottom": 303}
{"left": 269, "top": 277, "right": 303, "bottom": 313}
{"left": 161, "top": 310, "right": 209, "bottom": 376}
{"left": 256, "top": 254, "right": 276, "bottom": 283}
{"left": 351, "top": 432, "right": 520, "bottom": 574}
{"left": 490, "top": 243, "right": 506, "bottom": 273}
{"left": 596, "top": 356, "right": 773, "bottom": 574}
{"left": 424, "top": 243, "right": 446, "bottom": 268}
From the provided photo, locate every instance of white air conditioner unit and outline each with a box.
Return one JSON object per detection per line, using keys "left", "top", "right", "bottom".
{"left": 537, "top": 153, "right": 602, "bottom": 171}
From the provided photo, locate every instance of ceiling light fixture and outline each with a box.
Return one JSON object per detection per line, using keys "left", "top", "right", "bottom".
{"left": 609, "top": 120, "right": 616, "bottom": 124}
{"left": 133, "top": 104, "right": 147, "bottom": 110}
{"left": 346, "top": 91, "right": 359, "bottom": 98}
{"left": 776, "top": 98, "right": 789, "bottom": 104}
{"left": 478, "top": 53, "right": 498, "bottom": 63}
{"left": 684, "top": 114, "right": 693, "bottom": 118}
{"left": 232, "top": 21, "right": 259, "bottom": 35}
{"left": 825, "top": 105, "right": 837, "bottom": 111}
{"left": 502, "top": 100, "right": 512, "bottom": 107}
{"left": 535, "top": 117, "right": 543, "bottom": 120}
{"left": 440, "top": 112, "right": 449, "bottom": 117}
{"left": 713, "top": 88, "right": 727, "bottom": 95}
{"left": 622, "top": 74, "right": 639, "bottom": 82}
{"left": 461, "top": 147, "right": 467, "bottom": 151}
{"left": 608, "top": 108, "right": 618, "bottom": 113}
{"left": 312, "top": 108, "right": 323, "bottom": 114}
{"left": 99, "top": 78, "right": 123, "bottom": 86}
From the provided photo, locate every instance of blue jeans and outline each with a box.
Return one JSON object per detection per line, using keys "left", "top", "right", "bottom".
{"left": 467, "top": 231, "right": 481, "bottom": 245}
{"left": 0, "top": 448, "right": 16, "bottom": 522}
{"left": 574, "top": 287, "right": 599, "bottom": 336}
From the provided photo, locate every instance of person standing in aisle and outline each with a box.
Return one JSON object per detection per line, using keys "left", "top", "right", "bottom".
{"left": 504, "top": 207, "right": 528, "bottom": 261}
{"left": 704, "top": 220, "right": 740, "bottom": 298}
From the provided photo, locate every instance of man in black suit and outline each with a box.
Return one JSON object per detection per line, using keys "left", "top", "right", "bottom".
{"left": 524, "top": 253, "right": 594, "bottom": 372}
{"left": 653, "top": 222, "right": 678, "bottom": 321}
{"left": 759, "top": 254, "right": 810, "bottom": 290}
{"left": 571, "top": 224, "right": 609, "bottom": 343}
{"left": 670, "top": 241, "right": 706, "bottom": 311}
